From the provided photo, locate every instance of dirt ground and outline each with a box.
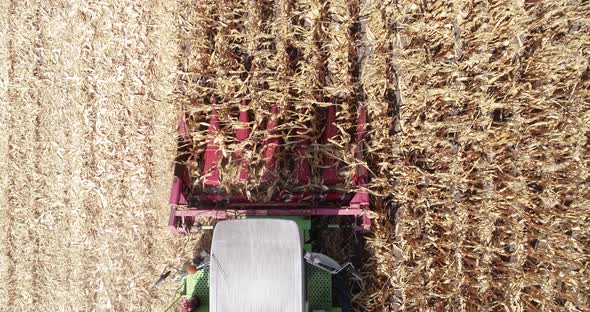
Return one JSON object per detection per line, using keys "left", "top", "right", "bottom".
{"left": 1, "top": 0, "right": 589, "bottom": 312}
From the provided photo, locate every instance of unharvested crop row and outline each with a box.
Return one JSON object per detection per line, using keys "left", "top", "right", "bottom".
{"left": 174, "top": 0, "right": 397, "bottom": 309}
{"left": 176, "top": 0, "right": 382, "bottom": 200}
{"left": 381, "top": 0, "right": 590, "bottom": 310}
{"left": 174, "top": 0, "right": 589, "bottom": 311}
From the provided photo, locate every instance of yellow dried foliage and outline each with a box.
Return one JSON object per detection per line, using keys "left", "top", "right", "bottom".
{"left": 178, "top": 0, "right": 589, "bottom": 311}
{"left": 1, "top": 0, "right": 588, "bottom": 311}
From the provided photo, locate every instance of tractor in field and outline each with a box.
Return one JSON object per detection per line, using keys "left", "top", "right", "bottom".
{"left": 161, "top": 99, "right": 371, "bottom": 311}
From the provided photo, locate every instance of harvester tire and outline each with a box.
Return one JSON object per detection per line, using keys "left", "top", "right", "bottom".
{"left": 332, "top": 271, "right": 352, "bottom": 312}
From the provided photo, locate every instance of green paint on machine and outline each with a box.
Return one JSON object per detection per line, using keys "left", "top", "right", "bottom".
{"left": 180, "top": 269, "right": 209, "bottom": 301}
{"left": 180, "top": 217, "right": 338, "bottom": 311}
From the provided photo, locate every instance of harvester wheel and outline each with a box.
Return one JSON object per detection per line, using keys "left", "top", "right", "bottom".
{"left": 180, "top": 296, "right": 201, "bottom": 312}
{"left": 332, "top": 271, "right": 352, "bottom": 312}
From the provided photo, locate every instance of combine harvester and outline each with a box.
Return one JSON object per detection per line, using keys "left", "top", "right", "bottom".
{"left": 164, "top": 98, "right": 371, "bottom": 312}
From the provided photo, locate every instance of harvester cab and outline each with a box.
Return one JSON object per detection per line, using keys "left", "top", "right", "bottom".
{"left": 163, "top": 98, "right": 371, "bottom": 312}
{"left": 167, "top": 219, "right": 354, "bottom": 312}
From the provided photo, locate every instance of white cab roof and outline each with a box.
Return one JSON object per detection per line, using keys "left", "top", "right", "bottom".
{"left": 210, "top": 219, "right": 304, "bottom": 312}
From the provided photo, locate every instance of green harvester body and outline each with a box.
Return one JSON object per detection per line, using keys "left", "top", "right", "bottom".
{"left": 178, "top": 217, "right": 342, "bottom": 312}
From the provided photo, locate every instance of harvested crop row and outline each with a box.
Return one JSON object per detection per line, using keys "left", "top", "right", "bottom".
{"left": 1, "top": 1, "right": 45, "bottom": 309}
{"left": 0, "top": 0, "right": 8, "bottom": 305}
{"left": 1, "top": 0, "right": 189, "bottom": 311}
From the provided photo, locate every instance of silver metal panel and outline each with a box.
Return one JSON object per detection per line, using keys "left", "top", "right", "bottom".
{"left": 210, "top": 219, "right": 304, "bottom": 312}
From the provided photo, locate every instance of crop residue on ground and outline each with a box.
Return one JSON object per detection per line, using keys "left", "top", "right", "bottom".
{"left": 1, "top": 0, "right": 589, "bottom": 311}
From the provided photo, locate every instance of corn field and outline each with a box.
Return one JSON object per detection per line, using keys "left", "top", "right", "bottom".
{"left": 0, "top": 0, "right": 588, "bottom": 311}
